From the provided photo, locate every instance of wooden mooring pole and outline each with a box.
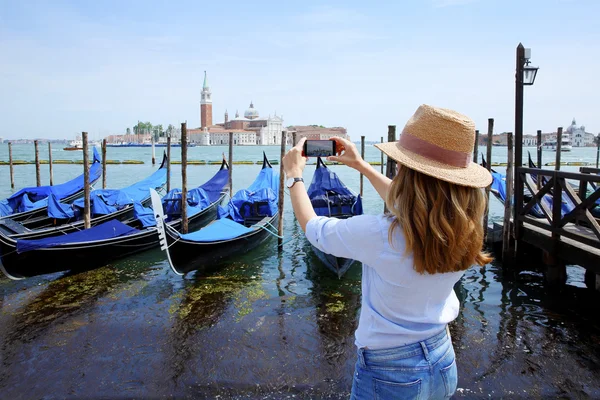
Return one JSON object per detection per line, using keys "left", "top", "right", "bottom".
{"left": 8, "top": 142, "right": 15, "bottom": 189}
{"left": 502, "top": 132, "right": 514, "bottom": 265}
{"left": 380, "top": 136, "right": 384, "bottom": 174}
{"left": 385, "top": 126, "right": 397, "bottom": 180}
{"left": 360, "top": 135, "right": 365, "bottom": 197}
{"left": 277, "top": 130, "right": 286, "bottom": 247}
{"left": 34, "top": 140, "right": 41, "bottom": 187}
{"left": 536, "top": 130, "right": 542, "bottom": 190}
{"left": 181, "top": 123, "right": 188, "bottom": 234}
{"left": 48, "top": 142, "right": 53, "bottom": 186}
{"left": 545, "top": 126, "right": 567, "bottom": 289}
{"left": 228, "top": 132, "right": 233, "bottom": 194}
{"left": 384, "top": 126, "right": 397, "bottom": 213}
{"left": 292, "top": 132, "right": 297, "bottom": 146}
{"left": 82, "top": 132, "right": 91, "bottom": 229}
{"left": 102, "top": 139, "right": 107, "bottom": 189}
{"left": 596, "top": 134, "right": 599, "bottom": 168}
{"left": 166, "top": 135, "right": 171, "bottom": 193}
{"left": 473, "top": 130, "right": 479, "bottom": 162}
{"left": 536, "top": 130, "right": 542, "bottom": 168}
{"left": 151, "top": 137, "right": 156, "bottom": 165}
{"left": 555, "top": 127, "right": 563, "bottom": 170}
{"left": 483, "top": 119, "right": 494, "bottom": 240}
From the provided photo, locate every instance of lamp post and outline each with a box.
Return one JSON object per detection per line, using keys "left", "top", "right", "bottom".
{"left": 513, "top": 43, "right": 539, "bottom": 246}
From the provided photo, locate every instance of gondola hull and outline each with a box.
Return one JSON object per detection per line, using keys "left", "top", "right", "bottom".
{"left": 0, "top": 196, "right": 154, "bottom": 240}
{"left": 311, "top": 246, "right": 356, "bottom": 279}
{"left": 306, "top": 157, "right": 362, "bottom": 279}
{"left": 0, "top": 228, "right": 159, "bottom": 279}
{"left": 164, "top": 215, "right": 278, "bottom": 275}
{"left": 0, "top": 194, "right": 224, "bottom": 279}
{"left": 11, "top": 152, "right": 168, "bottom": 232}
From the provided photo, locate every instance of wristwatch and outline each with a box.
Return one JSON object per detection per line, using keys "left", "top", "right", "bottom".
{"left": 286, "top": 177, "right": 304, "bottom": 188}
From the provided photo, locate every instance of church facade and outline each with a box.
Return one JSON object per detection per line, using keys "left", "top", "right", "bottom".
{"left": 188, "top": 72, "right": 287, "bottom": 146}
{"left": 566, "top": 118, "right": 596, "bottom": 147}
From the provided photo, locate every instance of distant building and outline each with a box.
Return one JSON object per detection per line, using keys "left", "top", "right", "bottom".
{"left": 188, "top": 72, "right": 287, "bottom": 146}
{"left": 523, "top": 135, "right": 537, "bottom": 146}
{"left": 287, "top": 126, "right": 350, "bottom": 141}
{"left": 0, "top": 137, "right": 3, "bottom": 144}
{"left": 566, "top": 118, "right": 595, "bottom": 147}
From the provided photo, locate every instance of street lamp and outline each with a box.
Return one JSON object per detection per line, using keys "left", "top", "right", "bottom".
{"left": 523, "top": 61, "right": 539, "bottom": 86}
{"left": 513, "top": 42, "right": 539, "bottom": 247}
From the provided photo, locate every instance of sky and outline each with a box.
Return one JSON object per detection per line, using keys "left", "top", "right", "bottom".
{"left": 1, "top": 0, "right": 599, "bottom": 141}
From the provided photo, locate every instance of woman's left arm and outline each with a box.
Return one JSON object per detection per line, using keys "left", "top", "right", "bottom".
{"left": 282, "top": 138, "right": 316, "bottom": 231}
{"left": 282, "top": 138, "right": 383, "bottom": 265}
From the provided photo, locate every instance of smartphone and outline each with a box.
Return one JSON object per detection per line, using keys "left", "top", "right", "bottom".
{"left": 303, "top": 140, "right": 337, "bottom": 157}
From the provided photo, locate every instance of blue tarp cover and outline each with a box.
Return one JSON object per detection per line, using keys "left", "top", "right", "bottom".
{"left": 198, "top": 168, "right": 230, "bottom": 203}
{"left": 180, "top": 218, "right": 254, "bottom": 242}
{"left": 308, "top": 159, "right": 363, "bottom": 217}
{"left": 1, "top": 148, "right": 102, "bottom": 216}
{"left": 161, "top": 188, "right": 210, "bottom": 220}
{"left": 491, "top": 171, "right": 577, "bottom": 218}
{"left": 47, "top": 159, "right": 167, "bottom": 219}
{"left": 16, "top": 219, "right": 139, "bottom": 253}
{"left": 47, "top": 193, "right": 75, "bottom": 219}
{"left": 133, "top": 201, "right": 155, "bottom": 228}
{"left": 491, "top": 172, "right": 507, "bottom": 202}
{"left": 218, "top": 166, "right": 279, "bottom": 223}
{"left": 134, "top": 166, "right": 230, "bottom": 227}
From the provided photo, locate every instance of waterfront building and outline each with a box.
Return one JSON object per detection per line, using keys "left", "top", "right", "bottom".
{"left": 287, "top": 126, "right": 350, "bottom": 142}
{"left": 188, "top": 72, "right": 287, "bottom": 146}
{"left": 566, "top": 118, "right": 595, "bottom": 147}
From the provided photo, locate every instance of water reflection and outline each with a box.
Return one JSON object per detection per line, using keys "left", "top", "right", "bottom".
{"left": 0, "top": 256, "right": 163, "bottom": 389}
{"left": 308, "top": 264, "right": 361, "bottom": 366}
{"left": 1, "top": 225, "right": 600, "bottom": 397}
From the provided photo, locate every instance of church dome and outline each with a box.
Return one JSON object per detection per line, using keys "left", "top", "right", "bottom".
{"left": 244, "top": 101, "right": 259, "bottom": 120}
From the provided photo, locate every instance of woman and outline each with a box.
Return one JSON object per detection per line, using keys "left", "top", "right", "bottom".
{"left": 282, "top": 104, "right": 492, "bottom": 399}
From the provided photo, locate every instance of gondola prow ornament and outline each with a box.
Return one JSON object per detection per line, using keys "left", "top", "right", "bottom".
{"left": 150, "top": 188, "right": 179, "bottom": 274}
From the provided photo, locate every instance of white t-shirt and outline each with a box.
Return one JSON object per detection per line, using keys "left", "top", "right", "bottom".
{"left": 305, "top": 214, "right": 465, "bottom": 350}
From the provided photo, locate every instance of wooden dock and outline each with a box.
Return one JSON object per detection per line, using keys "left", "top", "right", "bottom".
{"left": 504, "top": 163, "right": 600, "bottom": 290}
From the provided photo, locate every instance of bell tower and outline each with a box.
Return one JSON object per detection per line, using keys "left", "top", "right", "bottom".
{"left": 200, "top": 71, "right": 212, "bottom": 129}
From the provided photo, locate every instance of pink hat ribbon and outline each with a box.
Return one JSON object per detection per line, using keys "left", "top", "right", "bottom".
{"left": 399, "top": 133, "right": 471, "bottom": 168}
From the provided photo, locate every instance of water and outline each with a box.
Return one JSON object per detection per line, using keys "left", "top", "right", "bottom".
{"left": 0, "top": 144, "right": 599, "bottom": 398}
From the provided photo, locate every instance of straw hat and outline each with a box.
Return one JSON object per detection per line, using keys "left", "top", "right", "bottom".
{"left": 375, "top": 104, "right": 492, "bottom": 188}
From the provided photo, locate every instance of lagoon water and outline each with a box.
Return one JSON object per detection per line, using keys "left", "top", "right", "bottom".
{"left": 0, "top": 143, "right": 599, "bottom": 398}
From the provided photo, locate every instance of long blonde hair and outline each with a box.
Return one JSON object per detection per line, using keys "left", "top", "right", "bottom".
{"left": 386, "top": 166, "right": 492, "bottom": 274}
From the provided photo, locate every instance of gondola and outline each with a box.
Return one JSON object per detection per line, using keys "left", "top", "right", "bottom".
{"left": 0, "top": 147, "right": 102, "bottom": 221}
{"left": 0, "top": 160, "right": 230, "bottom": 280}
{"left": 0, "top": 152, "right": 169, "bottom": 239}
{"left": 152, "top": 153, "right": 279, "bottom": 276}
{"left": 306, "top": 157, "right": 363, "bottom": 278}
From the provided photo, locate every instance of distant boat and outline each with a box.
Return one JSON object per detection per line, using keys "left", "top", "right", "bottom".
{"left": 542, "top": 137, "right": 572, "bottom": 152}
{"left": 64, "top": 137, "right": 83, "bottom": 151}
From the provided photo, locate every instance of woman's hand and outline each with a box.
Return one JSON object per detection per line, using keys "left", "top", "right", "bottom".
{"left": 282, "top": 137, "right": 307, "bottom": 177}
{"left": 327, "top": 137, "right": 366, "bottom": 171}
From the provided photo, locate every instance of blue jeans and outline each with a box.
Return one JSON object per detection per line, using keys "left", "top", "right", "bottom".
{"left": 350, "top": 327, "right": 457, "bottom": 399}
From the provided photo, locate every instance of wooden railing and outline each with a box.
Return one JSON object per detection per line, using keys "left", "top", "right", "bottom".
{"left": 516, "top": 167, "right": 600, "bottom": 249}
{"left": 580, "top": 167, "right": 600, "bottom": 191}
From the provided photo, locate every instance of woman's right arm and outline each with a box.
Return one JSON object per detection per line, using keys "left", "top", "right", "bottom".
{"left": 328, "top": 137, "right": 392, "bottom": 202}
{"left": 356, "top": 160, "right": 392, "bottom": 202}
